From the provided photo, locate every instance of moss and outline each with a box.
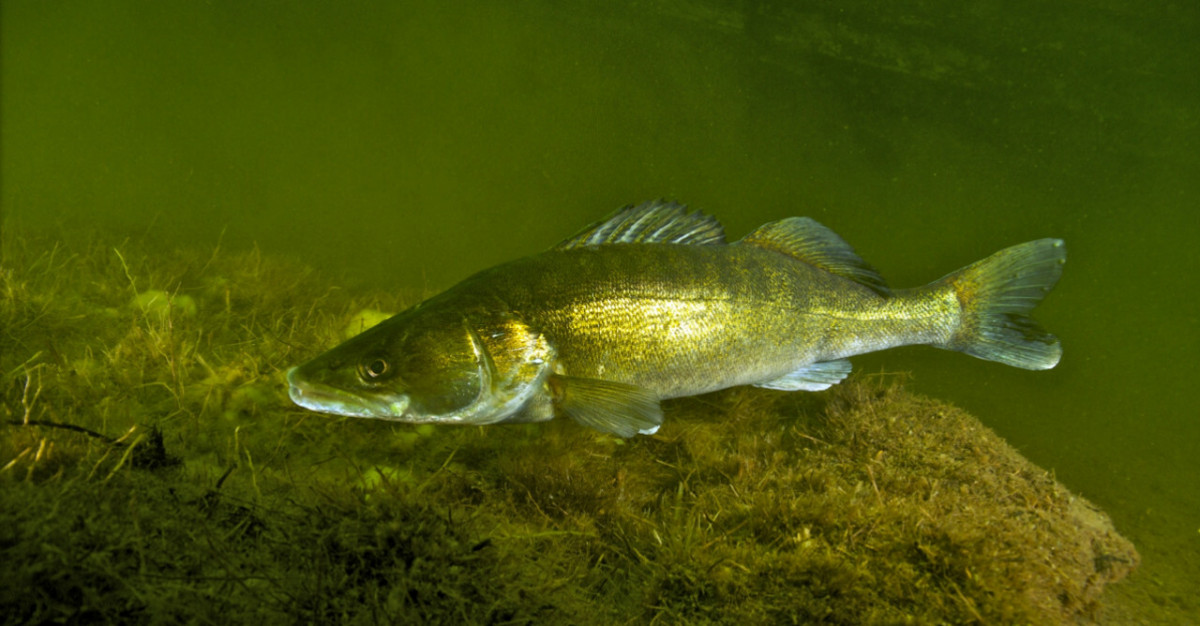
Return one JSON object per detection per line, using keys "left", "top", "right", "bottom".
{"left": 1, "top": 224, "right": 1138, "bottom": 624}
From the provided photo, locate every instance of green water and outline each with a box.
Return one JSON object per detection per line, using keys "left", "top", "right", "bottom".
{"left": 4, "top": 0, "right": 1197, "bottom": 619}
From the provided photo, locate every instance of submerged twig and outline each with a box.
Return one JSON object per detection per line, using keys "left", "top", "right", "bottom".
{"left": 7, "top": 418, "right": 118, "bottom": 444}
{"left": 7, "top": 419, "right": 180, "bottom": 471}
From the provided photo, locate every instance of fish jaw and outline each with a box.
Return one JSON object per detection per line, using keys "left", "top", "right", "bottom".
{"left": 283, "top": 306, "right": 561, "bottom": 426}
{"left": 286, "top": 366, "right": 411, "bottom": 419}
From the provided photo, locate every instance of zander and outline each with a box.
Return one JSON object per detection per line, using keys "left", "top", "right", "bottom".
{"left": 287, "top": 201, "right": 1065, "bottom": 437}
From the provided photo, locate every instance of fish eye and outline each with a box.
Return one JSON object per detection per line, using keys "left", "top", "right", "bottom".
{"left": 360, "top": 357, "right": 390, "bottom": 380}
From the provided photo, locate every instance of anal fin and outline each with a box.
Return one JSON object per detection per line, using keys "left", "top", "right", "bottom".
{"left": 753, "top": 360, "right": 852, "bottom": 391}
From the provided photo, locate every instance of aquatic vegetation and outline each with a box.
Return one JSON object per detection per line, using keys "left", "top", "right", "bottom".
{"left": 1, "top": 225, "right": 1136, "bottom": 624}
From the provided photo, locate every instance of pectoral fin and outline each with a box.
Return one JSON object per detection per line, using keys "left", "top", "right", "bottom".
{"left": 549, "top": 375, "right": 663, "bottom": 437}
{"left": 754, "top": 360, "right": 852, "bottom": 391}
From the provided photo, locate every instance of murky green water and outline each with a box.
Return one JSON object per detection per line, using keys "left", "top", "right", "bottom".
{"left": 4, "top": 1, "right": 1197, "bottom": 621}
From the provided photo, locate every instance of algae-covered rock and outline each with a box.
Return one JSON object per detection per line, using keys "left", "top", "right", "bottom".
{"left": 773, "top": 382, "right": 1140, "bottom": 624}
{"left": 489, "top": 382, "right": 1140, "bottom": 624}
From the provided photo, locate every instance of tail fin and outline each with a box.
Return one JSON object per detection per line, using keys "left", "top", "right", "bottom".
{"left": 939, "top": 239, "right": 1066, "bottom": 370}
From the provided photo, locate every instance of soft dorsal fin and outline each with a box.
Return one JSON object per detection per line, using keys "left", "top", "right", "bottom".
{"left": 555, "top": 200, "right": 726, "bottom": 249}
{"left": 739, "top": 217, "right": 890, "bottom": 295}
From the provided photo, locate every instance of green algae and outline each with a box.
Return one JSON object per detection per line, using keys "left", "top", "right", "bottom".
{"left": 1, "top": 225, "right": 1137, "bottom": 624}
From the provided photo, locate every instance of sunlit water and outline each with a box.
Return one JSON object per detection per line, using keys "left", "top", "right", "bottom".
{"left": 4, "top": 1, "right": 1196, "bottom": 620}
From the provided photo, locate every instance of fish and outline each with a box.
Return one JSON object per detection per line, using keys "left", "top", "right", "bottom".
{"left": 287, "top": 200, "right": 1065, "bottom": 437}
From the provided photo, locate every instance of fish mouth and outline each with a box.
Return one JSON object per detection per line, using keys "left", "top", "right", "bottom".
{"left": 286, "top": 367, "right": 410, "bottom": 419}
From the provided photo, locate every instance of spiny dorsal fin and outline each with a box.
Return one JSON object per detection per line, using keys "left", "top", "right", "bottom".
{"left": 740, "top": 217, "right": 890, "bottom": 295}
{"left": 554, "top": 200, "right": 726, "bottom": 249}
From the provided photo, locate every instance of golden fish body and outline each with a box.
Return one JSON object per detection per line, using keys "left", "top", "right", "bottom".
{"left": 287, "top": 201, "right": 1064, "bottom": 437}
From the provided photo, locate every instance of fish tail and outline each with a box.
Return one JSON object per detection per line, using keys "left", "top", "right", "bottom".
{"left": 938, "top": 239, "right": 1066, "bottom": 370}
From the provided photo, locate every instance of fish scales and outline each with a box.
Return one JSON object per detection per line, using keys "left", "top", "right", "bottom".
{"left": 469, "top": 244, "right": 923, "bottom": 398}
{"left": 287, "top": 201, "right": 1064, "bottom": 437}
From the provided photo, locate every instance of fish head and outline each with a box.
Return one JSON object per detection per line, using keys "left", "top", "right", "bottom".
{"left": 287, "top": 303, "right": 553, "bottom": 425}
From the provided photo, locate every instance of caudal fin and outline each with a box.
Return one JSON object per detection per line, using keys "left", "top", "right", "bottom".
{"left": 940, "top": 239, "right": 1066, "bottom": 370}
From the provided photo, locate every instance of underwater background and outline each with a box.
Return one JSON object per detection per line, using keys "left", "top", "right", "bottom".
{"left": 2, "top": 0, "right": 1196, "bottom": 622}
